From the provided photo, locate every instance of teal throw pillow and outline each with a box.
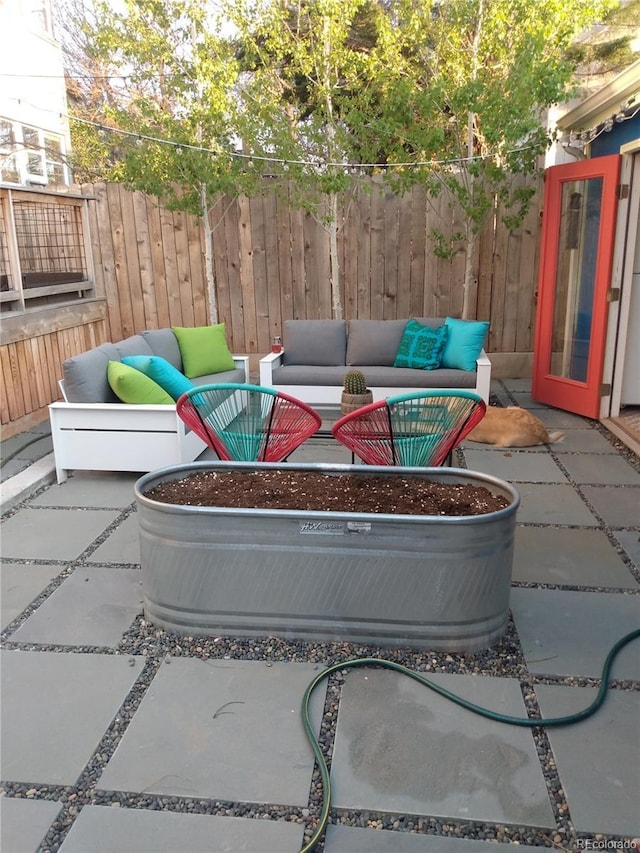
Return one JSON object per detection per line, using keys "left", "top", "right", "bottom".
{"left": 172, "top": 324, "right": 235, "bottom": 379}
{"left": 393, "top": 320, "right": 449, "bottom": 370}
{"left": 107, "top": 361, "right": 174, "bottom": 405}
{"left": 121, "top": 355, "right": 193, "bottom": 401}
{"left": 441, "top": 317, "right": 489, "bottom": 372}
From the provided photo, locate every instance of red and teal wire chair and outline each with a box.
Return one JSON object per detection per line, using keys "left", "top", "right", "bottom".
{"left": 176, "top": 383, "right": 322, "bottom": 462}
{"left": 331, "top": 390, "right": 486, "bottom": 467}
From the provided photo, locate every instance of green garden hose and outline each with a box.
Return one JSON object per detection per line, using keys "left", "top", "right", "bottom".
{"left": 298, "top": 627, "right": 640, "bottom": 853}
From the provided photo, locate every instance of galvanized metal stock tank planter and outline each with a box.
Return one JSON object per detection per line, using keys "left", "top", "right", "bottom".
{"left": 134, "top": 462, "right": 520, "bottom": 652}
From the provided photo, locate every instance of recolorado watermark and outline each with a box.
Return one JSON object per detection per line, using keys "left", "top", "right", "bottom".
{"left": 576, "top": 841, "right": 640, "bottom": 851}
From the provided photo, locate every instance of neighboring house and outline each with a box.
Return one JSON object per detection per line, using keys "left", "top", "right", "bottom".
{"left": 0, "top": 0, "right": 95, "bottom": 317}
{"left": 0, "top": 0, "right": 71, "bottom": 187}
{"left": 533, "top": 61, "right": 639, "bottom": 445}
{"left": 0, "top": 1, "right": 100, "bottom": 438}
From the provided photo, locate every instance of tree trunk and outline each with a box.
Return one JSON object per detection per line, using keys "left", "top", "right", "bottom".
{"left": 200, "top": 183, "right": 218, "bottom": 324}
{"left": 328, "top": 191, "right": 342, "bottom": 320}
{"left": 462, "top": 227, "right": 477, "bottom": 320}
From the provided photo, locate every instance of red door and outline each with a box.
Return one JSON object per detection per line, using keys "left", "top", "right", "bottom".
{"left": 532, "top": 155, "right": 621, "bottom": 417}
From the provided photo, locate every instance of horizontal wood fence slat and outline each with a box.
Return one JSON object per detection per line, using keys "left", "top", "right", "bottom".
{"left": 1, "top": 176, "right": 542, "bottom": 435}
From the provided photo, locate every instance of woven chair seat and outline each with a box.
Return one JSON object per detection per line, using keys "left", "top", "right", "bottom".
{"left": 177, "top": 383, "right": 322, "bottom": 462}
{"left": 331, "top": 390, "right": 486, "bottom": 467}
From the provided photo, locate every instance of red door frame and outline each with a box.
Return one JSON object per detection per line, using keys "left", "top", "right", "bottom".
{"left": 532, "top": 154, "right": 621, "bottom": 418}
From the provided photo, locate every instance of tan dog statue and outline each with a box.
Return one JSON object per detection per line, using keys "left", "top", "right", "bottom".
{"left": 466, "top": 406, "right": 564, "bottom": 447}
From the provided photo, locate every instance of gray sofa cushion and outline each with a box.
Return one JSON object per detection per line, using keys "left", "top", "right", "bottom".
{"left": 346, "top": 319, "right": 408, "bottom": 366}
{"left": 346, "top": 319, "right": 447, "bottom": 366}
{"left": 113, "top": 335, "right": 154, "bottom": 360}
{"left": 141, "top": 329, "right": 183, "bottom": 371}
{"left": 191, "top": 368, "right": 247, "bottom": 387}
{"left": 357, "top": 366, "right": 476, "bottom": 388}
{"left": 63, "top": 343, "right": 120, "bottom": 403}
{"left": 272, "top": 364, "right": 475, "bottom": 389}
{"left": 283, "top": 320, "right": 347, "bottom": 366}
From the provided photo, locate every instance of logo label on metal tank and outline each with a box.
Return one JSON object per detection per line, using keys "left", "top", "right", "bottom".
{"left": 298, "top": 520, "right": 373, "bottom": 534}
{"left": 299, "top": 520, "right": 345, "bottom": 534}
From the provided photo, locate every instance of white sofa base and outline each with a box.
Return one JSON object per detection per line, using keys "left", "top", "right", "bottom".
{"left": 49, "top": 403, "right": 208, "bottom": 484}
{"left": 50, "top": 356, "right": 249, "bottom": 483}
{"left": 259, "top": 350, "right": 492, "bottom": 405}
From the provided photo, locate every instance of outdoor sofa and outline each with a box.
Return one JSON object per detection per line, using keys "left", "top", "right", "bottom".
{"left": 259, "top": 318, "right": 492, "bottom": 406}
{"left": 49, "top": 326, "right": 249, "bottom": 483}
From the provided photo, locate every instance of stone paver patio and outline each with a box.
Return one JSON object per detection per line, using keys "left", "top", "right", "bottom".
{"left": 1, "top": 378, "right": 639, "bottom": 853}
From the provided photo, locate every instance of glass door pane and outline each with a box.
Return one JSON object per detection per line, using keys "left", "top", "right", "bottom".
{"left": 549, "top": 177, "right": 603, "bottom": 383}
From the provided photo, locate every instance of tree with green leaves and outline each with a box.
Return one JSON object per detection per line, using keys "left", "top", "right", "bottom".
{"left": 331, "top": 0, "right": 618, "bottom": 317}
{"left": 60, "top": 0, "right": 263, "bottom": 323}
{"left": 229, "top": 0, "right": 395, "bottom": 320}
{"left": 61, "top": 0, "right": 620, "bottom": 323}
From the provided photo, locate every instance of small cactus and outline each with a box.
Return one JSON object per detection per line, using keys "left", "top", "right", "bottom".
{"left": 343, "top": 370, "right": 368, "bottom": 395}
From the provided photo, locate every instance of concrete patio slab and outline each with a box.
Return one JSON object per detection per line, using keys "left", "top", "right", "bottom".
{"left": 552, "top": 429, "right": 619, "bottom": 454}
{"left": 559, "top": 454, "right": 640, "bottom": 485}
{"left": 462, "top": 450, "right": 567, "bottom": 483}
{"left": 11, "top": 566, "right": 142, "bottom": 647}
{"left": 510, "top": 588, "right": 640, "bottom": 679}
{"left": 288, "top": 439, "right": 353, "bottom": 464}
{"left": 528, "top": 408, "right": 592, "bottom": 429}
{"left": 511, "top": 527, "right": 639, "bottom": 588}
{"left": 57, "top": 805, "right": 303, "bottom": 853}
{"left": 580, "top": 485, "right": 640, "bottom": 527}
{"left": 510, "top": 484, "right": 598, "bottom": 526}
{"left": 0, "top": 508, "right": 120, "bottom": 561}
{"left": 324, "top": 825, "right": 543, "bottom": 852}
{"left": 29, "top": 472, "right": 138, "bottom": 508}
{"left": 330, "top": 669, "right": 554, "bottom": 828}
{"left": 1, "top": 562, "right": 62, "bottom": 629}
{"left": 97, "top": 659, "right": 326, "bottom": 806}
{"left": 0, "top": 650, "right": 144, "bottom": 785}
{"left": 502, "top": 391, "right": 549, "bottom": 409}
{"left": 500, "top": 378, "right": 533, "bottom": 393}
{"left": 535, "top": 685, "right": 640, "bottom": 837}
{"left": 0, "top": 797, "right": 62, "bottom": 853}
{"left": 86, "top": 515, "right": 141, "bottom": 565}
{"left": 613, "top": 530, "right": 640, "bottom": 568}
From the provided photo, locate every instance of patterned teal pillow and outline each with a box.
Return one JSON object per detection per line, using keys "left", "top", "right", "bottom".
{"left": 393, "top": 321, "right": 449, "bottom": 370}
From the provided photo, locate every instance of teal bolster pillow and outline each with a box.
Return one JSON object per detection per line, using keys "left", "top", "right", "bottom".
{"left": 393, "top": 320, "right": 449, "bottom": 370}
{"left": 441, "top": 317, "right": 490, "bottom": 371}
{"left": 121, "top": 355, "right": 193, "bottom": 401}
{"left": 107, "top": 361, "right": 174, "bottom": 405}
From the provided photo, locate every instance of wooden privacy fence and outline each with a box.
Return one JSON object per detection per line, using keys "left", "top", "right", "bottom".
{"left": 87, "top": 176, "right": 542, "bottom": 356}
{"left": 1, "top": 176, "right": 542, "bottom": 434}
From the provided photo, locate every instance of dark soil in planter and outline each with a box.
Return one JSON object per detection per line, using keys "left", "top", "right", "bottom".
{"left": 143, "top": 469, "right": 510, "bottom": 515}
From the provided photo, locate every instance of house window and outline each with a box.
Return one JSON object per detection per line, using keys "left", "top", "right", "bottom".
{"left": 0, "top": 119, "right": 70, "bottom": 187}
{"left": 0, "top": 187, "right": 94, "bottom": 314}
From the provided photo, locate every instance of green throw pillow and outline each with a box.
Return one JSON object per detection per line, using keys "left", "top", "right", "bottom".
{"left": 441, "top": 317, "right": 490, "bottom": 371}
{"left": 121, "top": 355, "right": 193, "bottom": 401}
{"left": 107, "top": 361, "right": 174, "bottom": 405}
{"left": 172, "top": 324, "right": 235, "bottom": 379}
{"left": 393, "top": 320, "right": 449, "bottom": 370}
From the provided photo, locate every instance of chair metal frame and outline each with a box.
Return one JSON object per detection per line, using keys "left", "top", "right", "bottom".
{"left": 331, "top": 389, "right": 486, "bottom": 467}
{"left": 176, "top": 382, "right": 322, "bottom": 462}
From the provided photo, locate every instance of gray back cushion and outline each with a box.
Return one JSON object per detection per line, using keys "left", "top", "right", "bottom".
{"left": 113, "top": 335, "right": 154, "bottom": 360}
{"left": 283, "top": 320, "right": 347, "bottom": 366}
{"left": 140, "top": 329, "right": 183, "bottom": 371}
{"left": 63, "top": 342, "right": 120, "bottom": 403}
{"left": 346, "top": 319, "right": 445, "bottom": 366}
{"left": 346, "top": 320, "right": 408, "bottom": 366}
